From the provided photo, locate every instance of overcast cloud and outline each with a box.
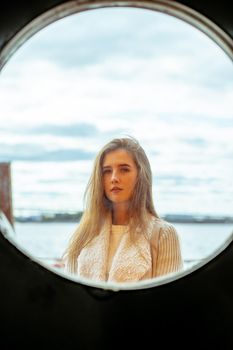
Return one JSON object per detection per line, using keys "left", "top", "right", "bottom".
{"left": 0, "top": 7, "right": 232, "bottom": 215}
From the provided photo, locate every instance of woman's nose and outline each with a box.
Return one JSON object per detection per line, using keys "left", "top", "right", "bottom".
{"left": 111, "top": 170, "right": 119, "bottom": 183}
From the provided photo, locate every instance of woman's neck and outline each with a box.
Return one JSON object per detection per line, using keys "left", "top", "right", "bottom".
{"left": 112, "top": 202, "right": 130, "bottom": 225}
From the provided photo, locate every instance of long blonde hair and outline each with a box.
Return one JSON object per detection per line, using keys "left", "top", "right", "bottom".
{"left": 63, "top": 136, "right": 160, "bottom": 273}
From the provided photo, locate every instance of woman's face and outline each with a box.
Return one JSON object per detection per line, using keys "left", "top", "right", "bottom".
{"left": 102, "top": 149, "right": 138, "bottom": 205}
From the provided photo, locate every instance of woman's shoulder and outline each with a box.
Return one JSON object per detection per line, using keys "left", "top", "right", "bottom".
{"left": 149, "top": 216, "right": 178, "bottom": 240}
{"left": 150, "top": 216, "right": 174, "bottom": 229}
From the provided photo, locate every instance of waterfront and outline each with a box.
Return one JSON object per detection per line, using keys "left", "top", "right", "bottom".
{"left": 11, "top": 221, "right": 233, "bottom": 272}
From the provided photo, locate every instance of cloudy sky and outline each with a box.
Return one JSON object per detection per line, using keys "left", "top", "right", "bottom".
{"left": 0, "top": 7, "right": 232, "bottom": 217}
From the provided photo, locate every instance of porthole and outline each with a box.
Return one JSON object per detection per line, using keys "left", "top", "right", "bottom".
{"left": 0, "top": 0, "right": 232, "bottom": 291}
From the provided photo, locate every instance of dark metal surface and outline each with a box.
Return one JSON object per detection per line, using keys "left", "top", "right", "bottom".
{"left": 0, "top": 1, "right": 233, "bottom": 55}
{"left": 0, "top": 0, "right": 233, "bottom": 61}
{"left": 1, "top": 222, "right": 233, "bottom": 349}
{"left": 0, "top": 1, "right": 233, "bottom": 349}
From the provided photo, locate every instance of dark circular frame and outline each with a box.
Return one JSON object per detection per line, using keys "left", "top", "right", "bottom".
{"left": 0, "top": 0, "right": 233, "bottom": 348}
{"left": 0, "top": 0, "right": 233, "bottom": 70}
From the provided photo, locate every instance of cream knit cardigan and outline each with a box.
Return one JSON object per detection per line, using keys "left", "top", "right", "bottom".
{"left": 76, "top": 216, "right": 183, "bottom": 283}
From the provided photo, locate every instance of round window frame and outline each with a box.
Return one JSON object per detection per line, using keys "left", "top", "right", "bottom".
{"left": 0, "top": 0, "right": 233, "bottom": 69}
{"left": 0, "top": 0, "right": 233, "bottom": 291}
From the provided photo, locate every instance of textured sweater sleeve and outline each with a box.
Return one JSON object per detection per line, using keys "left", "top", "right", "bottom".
{"left": 151, "top": 222, "right": 183, "bottom": 277}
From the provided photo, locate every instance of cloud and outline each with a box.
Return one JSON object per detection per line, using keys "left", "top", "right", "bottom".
{"left": 1, "top": 7, "right": 232, "bottom": 216}
{"left": 11, "top": 9, "right": 173, "bottom": 67}
{"left": 180, "top": 137, "right": 207, "bottom": 147}
{"left": 10, "top": 6, "right": 225, "bottom": 72}
{"left": 0, "top": 143, "right": 94, "bottom": 162}
{"left": 158, "top": 174, "right": 216, "bottom": 186}
{"left": 21, "top": 122, "right": 99, "bottom": 137}
{"left": 1, "top": 5, "right": 232, "bottom": 132}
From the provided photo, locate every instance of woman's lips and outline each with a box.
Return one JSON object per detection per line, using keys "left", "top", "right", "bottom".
{"left": 111, "top": 187, "right": 122, "bottom": 193}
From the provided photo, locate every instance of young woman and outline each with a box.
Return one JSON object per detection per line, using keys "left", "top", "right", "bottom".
{"left": 62, "top": 136, "right": 183, "bottom": 283}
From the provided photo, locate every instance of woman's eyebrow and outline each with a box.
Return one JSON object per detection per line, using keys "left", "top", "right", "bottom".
{"left": 102, "top": 165, "right": 112, "bottom": 171}
{"left": 102, "top": 163, "right": 131, "bottom": 169}
{"left": 119, "top": 163, "right": 131, "bottom": 167}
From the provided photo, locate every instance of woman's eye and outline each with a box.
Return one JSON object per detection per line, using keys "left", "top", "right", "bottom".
{"left": 121, "top": 167, "right": 130, "bottom": 172}
{"left": 103, "top": 169, "right": 111, "bottom": 174}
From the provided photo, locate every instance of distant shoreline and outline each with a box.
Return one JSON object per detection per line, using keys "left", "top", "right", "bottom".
{"left": 14, "top": 212, "right": 233, "bottom": 224}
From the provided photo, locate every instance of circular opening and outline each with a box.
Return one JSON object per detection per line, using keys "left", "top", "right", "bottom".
{"left": 0, "top": 1, "right": 233, "bottom": 291}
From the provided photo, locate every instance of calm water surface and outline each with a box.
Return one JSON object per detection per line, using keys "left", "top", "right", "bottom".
{"left": 13, "top": 222, "right": 233, "bottom": 271}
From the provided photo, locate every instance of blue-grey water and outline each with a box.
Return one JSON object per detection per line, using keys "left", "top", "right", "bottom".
{"left": 11, "top": 222, "right": 233, "bottom": 272}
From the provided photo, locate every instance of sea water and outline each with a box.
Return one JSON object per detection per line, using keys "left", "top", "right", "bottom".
{"left": 11, "top": 222, "right": 233, "bottom": 272}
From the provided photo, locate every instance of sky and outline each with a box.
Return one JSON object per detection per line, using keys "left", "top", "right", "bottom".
{"left": 0, "top": 7, "right": 233, "bottom": 217}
